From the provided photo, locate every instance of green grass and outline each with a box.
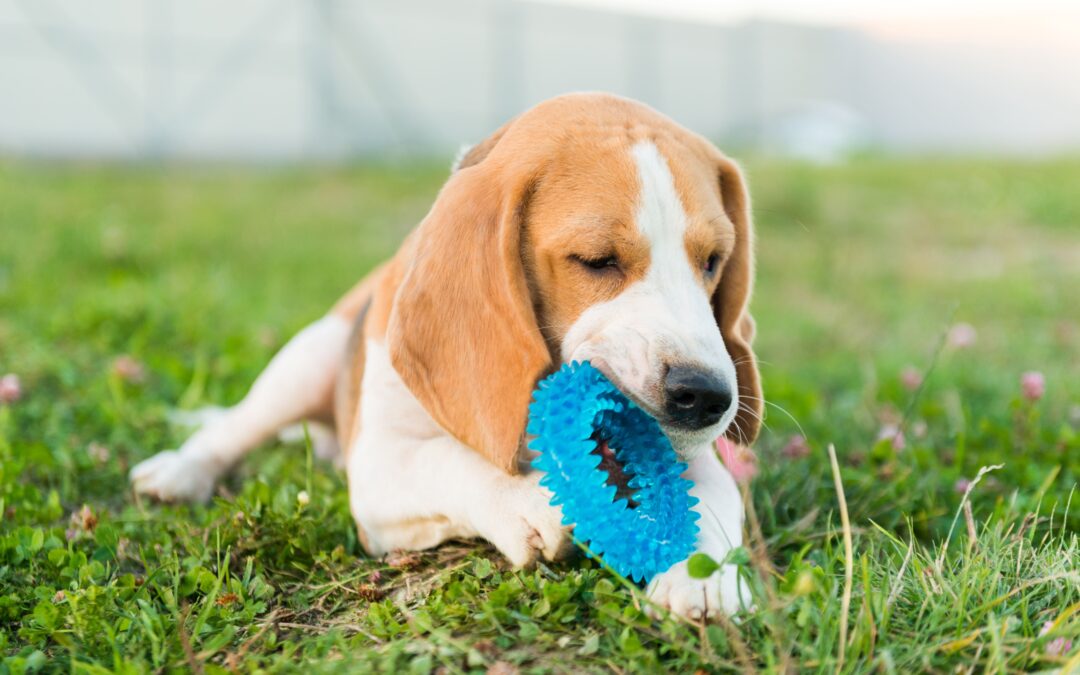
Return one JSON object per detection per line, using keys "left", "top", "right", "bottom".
{"left": 1, "top": 156, "right": 1078, "bottom": 673}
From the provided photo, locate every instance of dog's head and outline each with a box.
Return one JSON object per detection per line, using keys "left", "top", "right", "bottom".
{"left": 387, "top": 93, "right": 761, "bottom": 471}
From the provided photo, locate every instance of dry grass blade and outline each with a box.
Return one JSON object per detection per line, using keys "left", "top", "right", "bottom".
{"left": 828, "top": 443, "right": 853, "bottom": 673}
{"left": 938, "top": 464, "right": 1004, "bottom": 572}
{"left": 713, "top": 608, "right": 756, "bottom": 675}
{"left": 963, "top": 501, "right": 978, "bottom": 554}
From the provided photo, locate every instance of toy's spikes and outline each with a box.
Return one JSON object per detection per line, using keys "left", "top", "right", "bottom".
{"left": 528, "top": 361, "right": 699, "bottom": 583}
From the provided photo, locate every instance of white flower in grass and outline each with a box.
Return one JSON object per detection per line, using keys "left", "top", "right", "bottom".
{"left": 947, "top": 323, "right": 977, "bottom": 349}
{"left": 876, "top": 424, "right": 905, "bottom": 451}
{"left": 111, "top": 355, "right": 146, "bottom": 383}
{"left": 0, "top": 374, "right": 22, "bottom": 403}
{"left": 900, "top": 366, "right": 922, "bottom": 391}
{"left": 1020, "top": 371, "right": 1045, "bottom": 402}
{"left": 1041, "top": 621, "right": 1074, "bottom": 656}
{"left": 87, "top": 442, "right": 111, "bottom": 464}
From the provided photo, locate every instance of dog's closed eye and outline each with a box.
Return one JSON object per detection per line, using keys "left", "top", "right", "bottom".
{"left": 572, "top": 254, "right": 621, "bottom": 274}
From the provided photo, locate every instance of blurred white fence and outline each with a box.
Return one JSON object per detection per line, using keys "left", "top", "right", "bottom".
{"left": 1, "top": 0, "right": 1078, "bottom": 160}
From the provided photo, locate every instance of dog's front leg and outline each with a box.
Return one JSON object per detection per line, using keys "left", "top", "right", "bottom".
{"left": 646, "top": 444, "right": 754, "bottom": 620}
{"left": 346, "top": 340, "right": 571, "bottom": 566}
{"left": 347, "top": 430, "right": 571, "bottom": 567}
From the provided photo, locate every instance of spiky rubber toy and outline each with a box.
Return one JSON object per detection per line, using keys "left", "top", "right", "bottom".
{"left": 527, "top": 361, "right": 700, "bottom": 583}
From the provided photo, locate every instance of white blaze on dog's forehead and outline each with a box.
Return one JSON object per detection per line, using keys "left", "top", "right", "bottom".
{"left": 631, "top": 141, "right": 689, "bottom": 246}
{"left": 630, "top": 141, "right": 711, "bottom": 313}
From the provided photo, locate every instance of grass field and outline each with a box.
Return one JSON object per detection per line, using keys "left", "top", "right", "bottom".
{"left": 1, "top": 156, "right": 1078, "bottom": 673}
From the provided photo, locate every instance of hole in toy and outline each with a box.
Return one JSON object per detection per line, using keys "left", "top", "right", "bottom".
{"left": 590, "top": 432, "right": 639, "bottom": 508}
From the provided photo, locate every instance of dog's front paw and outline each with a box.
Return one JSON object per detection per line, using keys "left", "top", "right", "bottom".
{"left": 130, "top": 450, "right": 218, "bottom": 503}
{"left": 478, "top": 472, "right": 571, "bottom": 568}
{"left": 646, "top": 559, "right": 753, "bottom": 621}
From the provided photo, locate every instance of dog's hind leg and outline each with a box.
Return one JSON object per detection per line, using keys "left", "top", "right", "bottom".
{"left": 131, "top": 315, "right": 350, "bottom": 503}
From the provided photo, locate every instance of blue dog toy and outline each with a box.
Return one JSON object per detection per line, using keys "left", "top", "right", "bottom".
{"left": 527, "top": 361, "right": 700, "bottom": 583}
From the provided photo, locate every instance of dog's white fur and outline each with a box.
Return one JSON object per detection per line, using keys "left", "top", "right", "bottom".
{"left": 131, "top": 138, "right": 752, "bottom": 618}
{"left": 347, "top": 339, "right": 567, "bottom": 565}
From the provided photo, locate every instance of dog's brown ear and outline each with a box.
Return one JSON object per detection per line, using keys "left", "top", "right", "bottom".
{"left": 711, "top": 155, "right": 763, "bottom": 445}
{"left": 452, "top": 116, "right": 518, "bottom": 171}
{"left": 387, "top": 131, "right": 550, "bottom": 473}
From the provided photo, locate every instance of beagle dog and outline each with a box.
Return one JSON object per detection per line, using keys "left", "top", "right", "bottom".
{"left": 131, "top": 93, "right": 762, "bottom": 619}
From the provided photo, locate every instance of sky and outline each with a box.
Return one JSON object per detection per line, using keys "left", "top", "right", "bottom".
{"left": 545, "top": 0, "right": 1080, "bottom": 49}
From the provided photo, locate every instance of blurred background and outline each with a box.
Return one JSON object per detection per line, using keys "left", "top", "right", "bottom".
{"left": 2, "top": 0, "right": 1080, "bottom": 161}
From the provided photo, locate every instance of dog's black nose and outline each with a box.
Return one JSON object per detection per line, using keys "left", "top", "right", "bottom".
{"left": 663, "top": 366, "right": 732, "bottom": 430}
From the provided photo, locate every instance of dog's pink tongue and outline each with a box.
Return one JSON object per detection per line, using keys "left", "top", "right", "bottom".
{"left": 716, "top": 437, "right": 758, "bottom": 483}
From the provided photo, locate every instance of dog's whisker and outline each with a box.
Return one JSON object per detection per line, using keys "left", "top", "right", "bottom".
{"left": 738, "top": 394, "right": 808, "bottom": 440}
{"left": 735, "top": 401, "right": 770, "bottom": 433}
